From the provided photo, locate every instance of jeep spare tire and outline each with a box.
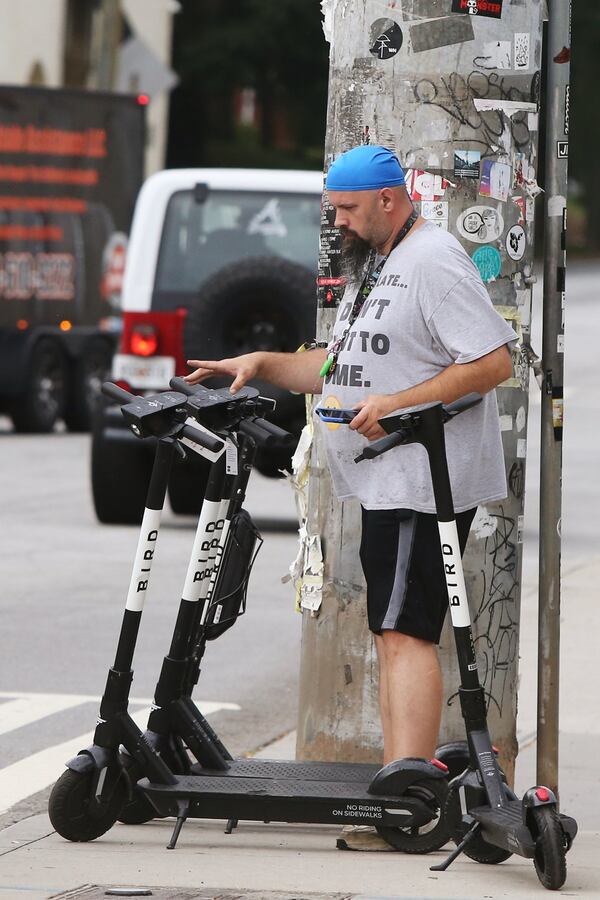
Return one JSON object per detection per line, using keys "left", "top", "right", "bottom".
{"left": 183, "top": 255, "right": 316, "bottom": 425}
{"left": 184, "top": 256, "right": 316, "bottom": 476}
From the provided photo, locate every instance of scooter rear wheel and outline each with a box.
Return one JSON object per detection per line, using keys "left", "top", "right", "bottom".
{"left": 376, "top": 778, "right": 451, "bottom": 853}
{"left": 444, "top": 780, "right": 514, "bottom": 864}
{"left": 49, "top": 768, "right": 127, "bottom": 841}
{"left": 530, "top": 806, "right": 567, "bottom": 890}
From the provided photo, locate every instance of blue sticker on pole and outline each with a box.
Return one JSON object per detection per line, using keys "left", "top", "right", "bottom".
{"left": 472, "top": 246, "right": 502, "bottom": 283}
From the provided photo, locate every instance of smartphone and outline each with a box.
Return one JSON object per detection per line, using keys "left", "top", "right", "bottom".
{"left": 315, "top": 407, "right": 357, "bottom": 424}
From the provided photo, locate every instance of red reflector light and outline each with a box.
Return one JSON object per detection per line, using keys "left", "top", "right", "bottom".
{"left": 137, "top": 93, "right": 150, "bottom": 106}
{"left": 430, "top": 758, "right": 449, "bottom": 773}
{"left": 130, "top": 325, "right": 158, "bottom": 357}
{"left": 535, "top": 787, "right": 551, "bottom": 802}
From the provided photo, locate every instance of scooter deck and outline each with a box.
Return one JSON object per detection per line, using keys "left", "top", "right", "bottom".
{"left": 191, "top": 758, "right": 380, "bottom": 782}
{"left": 471, "top": 800, "right": 536, "bottom": 857}
{"left": 140, "top": 772, "right": 428, "bottom": 827}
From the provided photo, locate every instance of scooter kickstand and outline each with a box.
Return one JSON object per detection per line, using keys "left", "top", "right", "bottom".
{"left": 167, "top": 800, "right": 190, "bottom": 850}
{"left": 224, "top": 817, "right": 238, "bottom": 834}
{"left": 430, "top": 821, "right": 481, "bottom": 872}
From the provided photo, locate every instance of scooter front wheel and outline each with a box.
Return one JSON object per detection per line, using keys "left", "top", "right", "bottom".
{"left": 376, "top": 778, "right": 451, "bottom": 853}
{"left": 49, "top": 768, "right": 127, "bottom": 842}
{"left": 530, "top": 805, "right": 567, "bottom": 891}
{"left": 117, "top": 756, "right": 160, "bottom": 825}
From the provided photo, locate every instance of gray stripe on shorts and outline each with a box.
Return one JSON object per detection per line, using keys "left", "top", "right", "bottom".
{"left": 381, "top": 511, "right": 417, "bottom": 630}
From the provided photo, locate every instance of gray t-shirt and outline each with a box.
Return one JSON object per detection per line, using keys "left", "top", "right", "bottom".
{"left": 319, "top": 222, "right": 516, "bottom": 513}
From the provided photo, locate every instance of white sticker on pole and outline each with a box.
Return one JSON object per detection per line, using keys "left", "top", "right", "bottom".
{"left": 126, "top": 507, "right": 162, "bottom": 611}
{"left": 181, "top": 417, "right": 225, "bottom": 463}
{"left": 437, "top": 521, "right": 471, "bottom": 628}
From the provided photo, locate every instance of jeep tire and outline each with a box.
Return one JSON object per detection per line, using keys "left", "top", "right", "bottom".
{"left": 183, "top": 256, "right": 316, "bottom": 477}
{"left": 91, "top": 405, "right": 153, "bottom": 525}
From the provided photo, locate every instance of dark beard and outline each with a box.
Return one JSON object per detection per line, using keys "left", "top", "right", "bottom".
{"left": 340, "top": 231, "right": 372, "bottom": 283}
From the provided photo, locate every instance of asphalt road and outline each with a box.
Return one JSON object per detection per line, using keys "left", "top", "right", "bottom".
{"left": 1, "top": 260, "right": 598, "bottom": 829}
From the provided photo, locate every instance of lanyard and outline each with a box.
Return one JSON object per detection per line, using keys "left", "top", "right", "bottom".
{"left": 319, "top": 208, "right": 418, "bottom": 378}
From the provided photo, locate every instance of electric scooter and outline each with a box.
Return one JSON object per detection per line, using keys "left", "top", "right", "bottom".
{"left": 117, "top": 378, "right": 294, "bottom": 824}
{"left": 47, "top": 380, "right": 277, "bottom": 840}
{"left": 353, "top": 394, "right": 578, "bottom": 891}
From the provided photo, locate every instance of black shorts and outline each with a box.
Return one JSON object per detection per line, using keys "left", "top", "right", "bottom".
{"left": 359, "top": 506, "right": 477, "bottom": 643}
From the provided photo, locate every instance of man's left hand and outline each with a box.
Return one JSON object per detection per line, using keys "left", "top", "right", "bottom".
{"left": 349, "top": 394, "right": 398, "bottom": 441}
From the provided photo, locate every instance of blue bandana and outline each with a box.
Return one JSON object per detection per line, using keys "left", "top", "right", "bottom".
{"left": 326, "top": 145, "right": 406, "bottom": 192}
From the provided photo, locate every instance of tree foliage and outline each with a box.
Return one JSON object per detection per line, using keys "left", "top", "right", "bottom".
{"left": 167, "top": 0, "right": 329, "bottom": 169}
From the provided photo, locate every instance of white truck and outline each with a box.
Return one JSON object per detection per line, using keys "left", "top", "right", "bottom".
{"left": 92, "top": 167, "right": 323, "bottom": 523}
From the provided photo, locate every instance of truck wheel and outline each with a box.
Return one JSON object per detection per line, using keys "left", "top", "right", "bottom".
{"left": 64, "top": 338, "right": 114, "bottom": 433}
{"left": 183, "top": 255, "right": 315, "bottom": 441}
{"left": 10, "top": 338, "right": 67, "bottom": 433}
{"left": 91, "top": 408, "right": 153, "bottom": 524}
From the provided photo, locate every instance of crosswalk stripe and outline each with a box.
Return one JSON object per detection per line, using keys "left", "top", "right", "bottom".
{"left": 0, "top": 698, "right": 239, "bottom": 814}
{"left": 0, "top": 695, "right": 88, "bottom": 736}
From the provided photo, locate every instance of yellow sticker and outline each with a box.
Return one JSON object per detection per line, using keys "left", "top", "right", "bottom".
{"left": 322, "top": 395, "right": 343, "bottom": 431}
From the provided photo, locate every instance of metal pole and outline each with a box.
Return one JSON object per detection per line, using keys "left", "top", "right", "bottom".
{"left": 538, "top": 0, "right": 571, "bottom": 795}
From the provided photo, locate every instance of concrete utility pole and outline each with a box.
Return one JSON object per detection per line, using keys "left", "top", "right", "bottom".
{"left": 297, "top": 0, "right": 547, "bottom": 781}
{"left": 537, "top": 0, "right": 570, "bottom": 796}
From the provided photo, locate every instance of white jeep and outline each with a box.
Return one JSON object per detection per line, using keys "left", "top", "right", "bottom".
{"left": 92, "top": 167, "right": 323, "bottom": 523}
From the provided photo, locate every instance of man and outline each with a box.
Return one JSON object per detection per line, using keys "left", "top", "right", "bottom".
{"left": 185, "top": 145, "right": 515, "bottom": 850}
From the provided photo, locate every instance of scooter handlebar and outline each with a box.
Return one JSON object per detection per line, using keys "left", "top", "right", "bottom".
{"left": 102, "top": 382, "right": 136, "bottom": 405}
{"left": 354, "top": 429, "right": 408, "bottom": 462}
{"left": 169, "top": 376, "right": 197, "bottom": 396}
{"left": 238, "top": 417, "right": 280, "bottom": 447}
{"left": 251, "top": 417, "right": 295, "bottom": 445}
{"left": 181, "top": 423, "right": 225, "bottom": 453}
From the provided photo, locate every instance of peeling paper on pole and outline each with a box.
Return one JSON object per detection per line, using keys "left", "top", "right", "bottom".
{"left": 284, "top": 409, "right": 314, "bottom": 612}
{"left": 321, "top": 0, "right": 344, "bottom": 43}
{"left": 548, "top": 195, "right": 567, "bottom": 217}
{"left": 405, "top": 169, "right": 452, "bottom": 202}
{"left": 472, "top": 507, "right": 497, "bottom": 539}
{"left": 474, "top": 99, "right": 537, "bottom": 116}
{"left": 300, "top": 534, "right": 325, "bottom": 614}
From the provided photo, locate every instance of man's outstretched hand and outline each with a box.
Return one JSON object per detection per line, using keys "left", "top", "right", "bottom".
{"left": 185, "top": 352, "right": 262, "bottom": 394}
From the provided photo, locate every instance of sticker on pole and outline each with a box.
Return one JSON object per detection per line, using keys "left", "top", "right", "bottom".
{"left": 472, "top": 246, "right": 502, "bottom": 283}
{"left": 454, "top": 150, "right": 480, "bottom": 180}
{"left": 457, "top": 206, "right": 504, "bottom": 244}
{"left": 506, "top": 225, "right": 526, "bottom": 261}
{"left": 369, "top": 19, "right": 403, "bottom": 60}
{"left": 451, "top": 0, "right": 503, "bottom": 18}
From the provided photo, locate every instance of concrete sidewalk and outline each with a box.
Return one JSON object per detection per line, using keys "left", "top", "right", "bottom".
{"left": 0, "top": 810, "right": 597, "bottom": 900}
{"left": 1, "top": 556, "right": 598, "bottom": 900}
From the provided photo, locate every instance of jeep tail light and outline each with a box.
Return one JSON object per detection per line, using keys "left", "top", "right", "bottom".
{"left": 130, "top": 324, "right": 159, "bottom": 357}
